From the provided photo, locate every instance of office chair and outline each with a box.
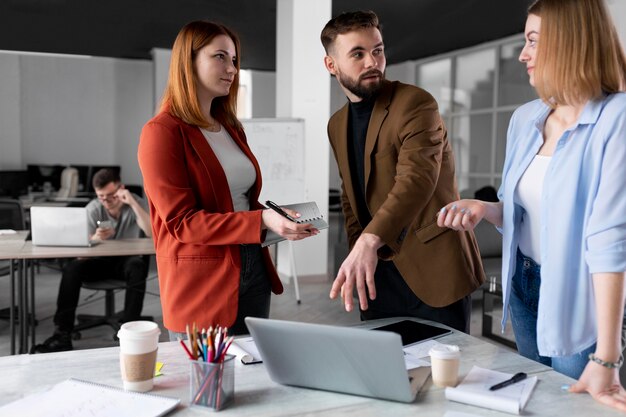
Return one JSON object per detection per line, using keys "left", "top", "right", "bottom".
{"left": 72, "top": 256, "right": 154, "bottom": 340}
{"left": 0, "top": 198, "right": 25, "bottom": 230}
{"left": 0, "top": 199, "right": 25, "bottom": 322}
{"left": 56, "top": 167, "right": 79, "bottom": 198}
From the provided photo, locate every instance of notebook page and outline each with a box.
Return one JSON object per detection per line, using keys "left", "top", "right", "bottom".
{"left": 0, "top": 378, "right": 180, "bottom": 417}
{"left": 230, "top": 336, "right": 263, "bottom": 364}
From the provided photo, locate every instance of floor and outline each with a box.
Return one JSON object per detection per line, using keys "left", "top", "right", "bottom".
{"left": 0, "top": 214, "right": 515, "bottom": 357}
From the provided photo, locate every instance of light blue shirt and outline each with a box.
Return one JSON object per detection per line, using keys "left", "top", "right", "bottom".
{"left": 498, "top": 93, "right": 626, "bottom": 357}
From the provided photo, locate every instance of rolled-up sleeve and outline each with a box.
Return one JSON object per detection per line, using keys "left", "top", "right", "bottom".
{"left": 585, "top": 109, "right": 626, "bottom": 273}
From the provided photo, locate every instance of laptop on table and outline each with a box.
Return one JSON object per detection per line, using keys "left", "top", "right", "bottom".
{"left": 245, "top": 317, "right": 432, "bottom": 403}
{"left": 30, "top": 206, "right": 97, "bottom": 247}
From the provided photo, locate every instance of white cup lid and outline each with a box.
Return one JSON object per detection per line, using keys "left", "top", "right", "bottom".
{"left": 429, "top": 344, "right": 460, "bottom": 359}
{"left": 117, "top": 321, "right": 161, "bottom": 340}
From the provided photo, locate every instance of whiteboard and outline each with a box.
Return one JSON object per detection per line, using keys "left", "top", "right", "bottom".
{"left": 242, "top": 118, "right": 305, "bottom": 204}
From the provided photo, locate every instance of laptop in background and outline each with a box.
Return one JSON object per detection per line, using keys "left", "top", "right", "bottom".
{"left": 30, "top": 206, "right": 97, "bottom": 247}
{"left": 245, "top": 317, "right": 430, "bottom": 403}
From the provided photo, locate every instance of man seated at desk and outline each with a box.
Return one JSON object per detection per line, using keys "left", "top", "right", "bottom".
{"left": 31, "top": 168, "right": 152, "bottom": 353}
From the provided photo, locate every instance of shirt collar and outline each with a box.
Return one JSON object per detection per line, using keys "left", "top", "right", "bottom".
{"left": 532, "top": 95, "right": 607, "bottom": 134}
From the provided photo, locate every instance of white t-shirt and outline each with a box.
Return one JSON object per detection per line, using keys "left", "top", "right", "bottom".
{"left": 200, "top": 126, "right": 256, "bottom": 212}
{"left": 514, "top": 154, "right": 551, "bottom": 264}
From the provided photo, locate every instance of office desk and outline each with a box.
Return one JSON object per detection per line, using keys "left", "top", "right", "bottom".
{"left": 0, "top": 231, "right": 29, "bottom": 356}
{"left": 2, "top": 238, "right": 155, "bottom": 354}
{"left": 0, "top": 319, "right": 621, "bottom": 416}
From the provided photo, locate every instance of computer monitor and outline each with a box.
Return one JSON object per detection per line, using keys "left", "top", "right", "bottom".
{"left": 69, "top": 165, "right": 91, "bottom": 193}
{"left": 0, "top": 170, "right": 30, "bottom": 198}
{"left": 27, "top": 164, "right": 65, "bottom": 192}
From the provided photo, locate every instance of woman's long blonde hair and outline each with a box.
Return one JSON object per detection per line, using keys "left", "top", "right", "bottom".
{"left": 529, "top": 0, "right": 626, "bottom": 106}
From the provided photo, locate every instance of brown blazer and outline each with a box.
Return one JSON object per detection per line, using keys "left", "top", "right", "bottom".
{"left": 138, "top": 110, "right": 283, "bottom": 332}
{"left": 328, "top": 80, "right": 485, "bottom": 307}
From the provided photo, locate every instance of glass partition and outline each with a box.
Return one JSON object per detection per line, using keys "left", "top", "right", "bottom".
{"left": 416, "top": 59, "right": 451, "bottom": 116}
{"left": 453, "top": 49, "right": 496, "bottom": 112}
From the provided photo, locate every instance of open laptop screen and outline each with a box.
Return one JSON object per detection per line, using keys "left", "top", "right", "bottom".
{"left": 245, "top": 317, "right": 430, "bottom": 403}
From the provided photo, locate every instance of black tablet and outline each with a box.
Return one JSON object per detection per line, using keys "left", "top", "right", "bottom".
{"left": 371, "top": 320, "right": 451, "bottom": 346}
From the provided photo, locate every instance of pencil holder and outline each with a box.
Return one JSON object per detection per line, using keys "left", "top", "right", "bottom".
{"left": 190, "top": 355, "right": 235, "bottom": 411}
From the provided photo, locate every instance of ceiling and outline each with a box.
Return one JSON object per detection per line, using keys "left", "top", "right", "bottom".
{"left": 0, "top": 0, "right": 530, "bottom": 71}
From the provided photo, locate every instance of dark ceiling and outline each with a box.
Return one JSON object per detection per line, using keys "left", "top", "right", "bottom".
{"left": 0, "top": 0, "right": 530, "bottom": 71}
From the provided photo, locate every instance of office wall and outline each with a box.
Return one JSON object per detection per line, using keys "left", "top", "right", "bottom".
{"left": 112, "top": 59, "right": 154, "bottom": 186}
{"left": 152, "top": 48, "right": 171, "bottom": 112}
{"left": 608, "top": 0, "right": 626, "bottom": 45}
{"left": 250, "top": 71, "right": 276, "bottom": 118}
{"left": 0, "top": 52, "right": 152, "bottom": 186}
{"left": 0, "top": 54, "right": 21, "bottom": 169}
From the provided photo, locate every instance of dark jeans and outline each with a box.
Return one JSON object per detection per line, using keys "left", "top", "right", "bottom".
{"left": 509, "top": 249, "right": 595, "bottom": 379}
{"left": 230, "top": 244, "right": 271, "bottom": 336}
{"left": 360, "top": 259, "right": 472, "bottom": 333}
{"left": 54, "top": 256, "right": 148, "bottom": 332}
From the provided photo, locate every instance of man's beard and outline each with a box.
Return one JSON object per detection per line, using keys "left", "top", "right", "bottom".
{"left": 338, "top": 69, "right": 384, "bottom": 101}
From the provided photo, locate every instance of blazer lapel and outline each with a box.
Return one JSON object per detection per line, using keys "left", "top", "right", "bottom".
{"left": 333, "top": 105, "right": 359, "bottom": 218}
{"left": 364, "top": 81, "right": 392, "bottom": 188}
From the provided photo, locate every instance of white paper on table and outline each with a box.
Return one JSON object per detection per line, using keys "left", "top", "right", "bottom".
{"left": 229, "top": 336, "right": 263, "bottom": 364}
{"left": 0, "top": 229, "right": 17, "bottom": 235}
{"left": 0, "top": 378, "right": 179, "bottom": 417}
{"left": 403, "top": 339, "right": 442, "bottom": 359}
{"left": 403, "top": 353, "right": 431, "bottom": 370}
{"left": 445, "top": 366, "right": 538, "bottom": 415}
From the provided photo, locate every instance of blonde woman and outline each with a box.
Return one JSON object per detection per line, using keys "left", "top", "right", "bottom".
{"left": 438, "top": 0, "right": 626, "bottom": 410}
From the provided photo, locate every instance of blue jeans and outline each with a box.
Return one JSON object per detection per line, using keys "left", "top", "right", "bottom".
{"left": 509, "top": 249, "right": 595, "bottom": 379}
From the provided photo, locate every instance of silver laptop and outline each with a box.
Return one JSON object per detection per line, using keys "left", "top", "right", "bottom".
{"left": 245, "top": 317, "right": 430, "bottom": 403}
{"left": 30, "top": 206, "right": 96, "bottom": 247}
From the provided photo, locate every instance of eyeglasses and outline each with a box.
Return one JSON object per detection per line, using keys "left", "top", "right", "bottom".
{"left": 96, "top": 185, "right": 121, "bottom": 202}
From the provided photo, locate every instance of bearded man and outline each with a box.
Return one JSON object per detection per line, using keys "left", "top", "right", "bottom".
{"left": 320, "top": 10, "right": 485, "bottom": 332}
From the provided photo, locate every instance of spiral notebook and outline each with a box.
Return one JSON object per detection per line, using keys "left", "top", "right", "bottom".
{"left": 262, "top": 201, "right": 328, "bottom": 247}
{"left": 0, "top": 378, "right": 180, "bottom": 417}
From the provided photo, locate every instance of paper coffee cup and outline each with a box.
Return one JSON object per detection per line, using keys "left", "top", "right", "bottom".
{"left": 117, "top": 321, "right": 161, "bottom": 392}
{"left": 429, "top": 344, "right": 461, "bottom": 387}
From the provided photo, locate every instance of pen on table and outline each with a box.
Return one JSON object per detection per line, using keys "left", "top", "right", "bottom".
{"left": 265, "top": 200, "right": 298, "bottom": 222}
{"left": 489, "top": 372, "right": 527, "bottom": 391}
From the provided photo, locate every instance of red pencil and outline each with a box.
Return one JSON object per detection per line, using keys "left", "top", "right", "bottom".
{"left": 177, "top": 337, "right": 194, "bottom": 360}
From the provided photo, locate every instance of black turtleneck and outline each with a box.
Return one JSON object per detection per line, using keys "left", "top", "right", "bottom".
{"left": 347, "top": 97, "right": 376, "bottom": 226}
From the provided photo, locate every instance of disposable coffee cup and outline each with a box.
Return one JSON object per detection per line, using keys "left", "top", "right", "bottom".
{"left": 429, "top": 344, "right": 461, "bottom": 387}
{"left": 117, "top": 321, "right": 161, "bottom": 392}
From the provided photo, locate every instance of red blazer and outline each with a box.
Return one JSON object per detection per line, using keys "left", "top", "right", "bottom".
{"left": 138, "top": 111, "right": 283, "bottom": 332}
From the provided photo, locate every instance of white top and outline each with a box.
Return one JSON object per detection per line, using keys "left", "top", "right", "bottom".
{"left": 515, "top": 154, "right": 551, "bottom": 264}
{"left": 201, "top": 126, "right": 256, "bottom": 212}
